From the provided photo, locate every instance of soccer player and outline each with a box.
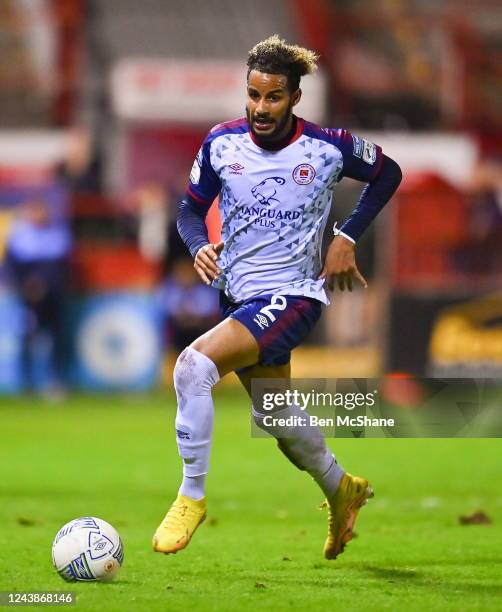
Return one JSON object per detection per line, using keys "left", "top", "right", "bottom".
{"left": 153, "top": 36, "right": 402, "bottom": 559}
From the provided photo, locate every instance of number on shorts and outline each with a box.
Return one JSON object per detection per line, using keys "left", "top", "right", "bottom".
{"left": 260, "top": 295, "right": 287, "bottom": 323}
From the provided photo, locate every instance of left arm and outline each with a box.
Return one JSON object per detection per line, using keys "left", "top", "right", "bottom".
{"left": 320, "top": 154, "right": 402, "bottom": 291}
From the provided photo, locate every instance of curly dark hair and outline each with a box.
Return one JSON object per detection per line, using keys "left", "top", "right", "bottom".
{"left": 247, "top": 35, "right": 319, "bottom": 92}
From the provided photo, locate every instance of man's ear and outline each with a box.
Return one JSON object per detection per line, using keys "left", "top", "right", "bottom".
{"left": 292, "top": 88, "right": 302, "bottom": 107}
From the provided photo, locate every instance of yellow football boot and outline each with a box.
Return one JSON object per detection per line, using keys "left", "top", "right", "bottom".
{"left": 152, "top": 494, "right": 207, "bottom": 554}
{"left": 322, "top": 473, "right": 374, "bottom": 560}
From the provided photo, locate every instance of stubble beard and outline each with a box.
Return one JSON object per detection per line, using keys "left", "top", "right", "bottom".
{"left": 246, "top": 101, "right": 294, "bottom": 143}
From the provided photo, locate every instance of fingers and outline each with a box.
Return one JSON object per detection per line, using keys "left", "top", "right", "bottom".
{"left": 194, "top": 264, "right": 211, "bottom": 285}
{"left": 321, "top": 274, "right": 335, "bottom": 291}
{"left": 337, "top": 272, "right": 345, "bottom": 292}
{"left": 327, "top": 269, "right": 368, "bottom": 292}
{"left": 201, "top": 243, "right": 220, "bottom": 265}
{"left": 195, "top": 262, "right": 217, "bottom": 285}
{"left": 354, "top": 268, "right": 368, "bottom": 289}
{"left": 198, "top": 248, "right": 220, "bottom": 274}
{"left": 195, "top": 243, "right": 222, "bottom": 285}
{"left": 213, "top": 240, "right": 224, "bottom": 255}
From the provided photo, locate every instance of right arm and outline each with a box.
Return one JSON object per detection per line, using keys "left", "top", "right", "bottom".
{"left": 177, "top": 134, "right": 223, "bottom": 284}
{"left": 177, "top": 193, "right": 223, "bottom": 285}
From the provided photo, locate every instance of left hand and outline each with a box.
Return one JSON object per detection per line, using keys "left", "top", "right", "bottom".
{"left": 318, "top": 235, "right": 368, "bottom": 292}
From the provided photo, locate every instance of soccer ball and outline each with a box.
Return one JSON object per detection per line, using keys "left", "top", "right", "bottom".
{"left": 52, "top": 517, "right": 124, "bottom": 582}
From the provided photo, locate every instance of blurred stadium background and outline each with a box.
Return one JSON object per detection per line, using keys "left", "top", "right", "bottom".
{"left": 0, "top": 0, "right": 500, "bottom": 395}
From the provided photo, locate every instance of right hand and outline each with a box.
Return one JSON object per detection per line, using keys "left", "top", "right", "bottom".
{"left": 194, "top": 241, "right": 224, "bottom": 285}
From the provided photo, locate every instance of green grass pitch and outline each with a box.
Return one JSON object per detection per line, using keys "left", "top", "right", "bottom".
{"left": 1, "top": 388, "right": 501, "bottom": 611}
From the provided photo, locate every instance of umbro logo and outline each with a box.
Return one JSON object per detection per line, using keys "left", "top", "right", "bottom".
{"left": 229, "top": 162, "right": 245, "bottom": 174}
{"left": 253, "top": 314, "right": 270, "bottom": 330}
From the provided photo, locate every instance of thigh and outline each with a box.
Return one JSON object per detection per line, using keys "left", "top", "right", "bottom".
{"left": 236, "top": 361, "right": 291, "bottom": 399}
{"left": 191, "top": 317, "right": 260, "bottom": 377}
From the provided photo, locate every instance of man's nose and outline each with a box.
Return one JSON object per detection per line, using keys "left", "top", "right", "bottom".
{"left": 256, "top": 98, "right": 269, "bottom": 115}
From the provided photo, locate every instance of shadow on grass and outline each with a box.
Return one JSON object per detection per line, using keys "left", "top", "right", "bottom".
{"left": 361, "top": 566, "right": 419, "bottom": 580}
{"left": 269, "top": 562, "right": 502, "bottom": 598}
{"left": 359, "top": 564, "right": 502, "bottom": 597}
{"left": 380, "top": 557, "right": 502, "bottom": 568}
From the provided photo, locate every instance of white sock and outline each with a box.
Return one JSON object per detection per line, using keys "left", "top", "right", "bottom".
{"left": 253, "top": 404, "right": 345, "bottom": 499}
{"left": 179, "top": 474, "right": 206, "bottom": 500}
{"left": 173, "top": 347, "right": 220, "bottom": 499}
{"left": 313, "top": 455, "right": 345, "bottom": 499}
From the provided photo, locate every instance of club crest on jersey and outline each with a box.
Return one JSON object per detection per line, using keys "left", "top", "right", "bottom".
{"left": 292, "top": 163, "right": 316, "bottom": 185}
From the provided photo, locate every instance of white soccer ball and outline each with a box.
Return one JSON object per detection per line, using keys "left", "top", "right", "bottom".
{"left": 52, "top": 517, "right": 124, "bottom": 582}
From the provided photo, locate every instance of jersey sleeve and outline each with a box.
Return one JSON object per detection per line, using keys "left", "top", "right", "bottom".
{"left": 328, "top": 129, "right": 383, "bottom": 183}
{"left": 187, "top": 133, "right": 222, "bottom": 204}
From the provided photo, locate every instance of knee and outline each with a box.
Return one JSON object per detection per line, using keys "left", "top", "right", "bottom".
{"left": 173, "top": 346, "right": 219, "bottom": 395}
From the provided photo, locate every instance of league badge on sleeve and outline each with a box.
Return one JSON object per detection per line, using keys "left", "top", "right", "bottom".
{"left": 352, "top": 135, "right": 363, "bottom": 158}
{"left": 352, "top": 136, "right": 376, "bottom": 165}
{"left": 190, "top": 148, "right": 203, "bottom": 184}
{"left": 362, "top": 140, "right": 376, "bottom": 165}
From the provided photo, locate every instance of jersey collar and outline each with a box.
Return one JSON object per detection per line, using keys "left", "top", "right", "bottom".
{"left": 248, "top": 115, "right": 304, "bottom": 151}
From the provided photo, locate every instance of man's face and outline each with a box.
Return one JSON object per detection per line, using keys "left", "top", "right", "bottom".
{"left": 246, "top": 70, "right": 301, "bottom": 142}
